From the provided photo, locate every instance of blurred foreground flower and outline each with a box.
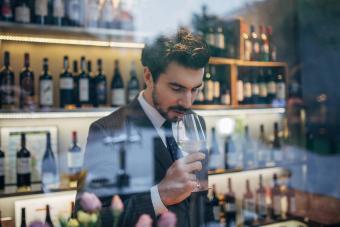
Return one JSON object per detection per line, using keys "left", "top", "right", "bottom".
{"left": 80, "top": 192, "right": 102, "bottom": 213}
{"left": 111, "top": 195, "right": 124, "bottom": 227}
{"left": 157, "top": 211, "right": 177, "bottom": 227}
{"left": 29, "top": 221, "right": 49, "bottom": 227}
{"left": 135, "top": 214, "right": 152, "bottom": 227}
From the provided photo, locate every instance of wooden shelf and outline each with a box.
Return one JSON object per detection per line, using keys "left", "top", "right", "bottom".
{"left": 209, "top": 57, "right": 288, "bottom": 67}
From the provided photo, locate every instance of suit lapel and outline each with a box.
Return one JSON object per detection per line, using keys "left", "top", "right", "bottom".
{"left": 125, "top": 99, "right": 173, "bottom": 176}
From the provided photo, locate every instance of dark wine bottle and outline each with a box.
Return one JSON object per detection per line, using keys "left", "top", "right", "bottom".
{"left": 0, "top": 51, "right": 15, "bottom": 109}
{"left": 94, "top": 59, "right": 107, "bottom": 107}
{"left": 224, "top": 178, "right": 236, "bottom": 227}
{"left": 271, "top": 173, "right": 282, "bottom": 220}
{"left": 259, "top": 25, "right": 270, "bottom": 62}
{"left": 1, "top": 0, "right": 13, "bottom": 21}
{"left": 210, "top": 184, "right": 221, "bottom": 222}
{"left": 203, "top": 65, "right": 213, "bottom": 104}
{"left": 266, "top": 26, "right": 277, "bottom": 61}
{"left": 266, "top": 68, "right": 276, "bottom": 104}
{"left": 45, "top": 204, "right": 54, "bottom": 227}
{"left": 20, "top": 207, "right": 27, "bottom": 227}
{"left": 258, "top": 68, "right": 268, "bottom": 104}
{"left": 243, "top": 69, "right": 252, "bottom": 105}
{"left": 87, "top": 60, "right": 95, "bottom": 107}
{"left": 250, "top": 25, "right": 260, "bottom": 61}
{"left": 78, "top": 56, "right": 90, "bottom": 107}
{"left": 59, "top": 56, "right": 74, "bottom": 108}
{"left": 211, "top": 66, "right": 221, "bottom": 104}
{"left": 72, "top": 60, "right": 80, "bottom": 108}
{"left": 250, "top": 68, "right": 260, "bottom": 104}
{"left": 17, "top": 133, "right": 31, "bottom": 191}
{"left": 243, "top": 179, "right": 256, "bottom": 226}
{"left": 209, "top": 127, "right": 220, "bottom": 171}
{"left": 41, "top": 132, "right": 58, "bottom": 191}
{"left": 111, "top": 60, "right": 125, "bottom": 106}
{"left": 127, "top": 61, "right": 140, "bottom": 103}
{"left": 35, "top": 0, "right": 48, "bottom": 24}
{"left": 39, "top": 58, "right": 53, "bottom": 109}
{"left": 19, "top": 53, "right": 35, "bottom": 110}
{"left": 0, "top": 148, "right": 4, "bottom": 190}
{"left": 256, "top": 174, "right": 267, "bottom": 221}
{"left": 272, "top": 122, "right": 282, "bottom": 163}
{"left": 53, "top": 0, "right": 64, "bottom": 26}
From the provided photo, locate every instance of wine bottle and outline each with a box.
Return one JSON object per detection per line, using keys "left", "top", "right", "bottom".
{"left": 127, "top": 61, "right": 140, "bottom": 103}
{"left": 243, "top": 27, "right": 252, "bottom": 61}
{"left": 59, "top": 56, "right": 74, "bottom": 108}
{"left": 214, "top": 26, "right": 225, "bottom": 57}
{"left": 250, "top": 25, "right": 260, "bottom": 61}
{"left": 78, "top": 56, "right": 90, "bottom": 107}
{"left": 209, "top": 127, "right": 220, "bottom": 171}
{"left": 0, "top": 51, "right": 15, "bottom": 109}
{"left": 243, "top": 179, "right": 256, "bottom": 226}
{"left": 286, "top": 174, "right": 296, "bottom": 217}
{"left": 73, "top": 60, "right": 80, "bottom": 108}
{"left": 39, "top": 58, "right": 53, "bottom": 109}
{"left": 86, "top": 0, "right": 99, "bottom": 27}
{"left": 87, "top": 60, "right": 96, "bottom": 107}
{"left": 211, "top": 66, "right": 221, "bottom": 104}
{"left": 242, "top": 126, "right": 256, "bottom": 169}
{"left": 21, "top": 207, "right": 27, "bottom": 227}
{"left": 271, "top": 173, "right": 282, "bottom": 220}
{"left": 41, "top": 132, "right": 58, "bottom": 191}
{"left": 275, "top": 69, "right": 286, "bottom": 106}
{"left": 266, "top": 26, "right": 277, "bottom": 61}
{"left": 0, "top": 148, "right": 4, "bottom": 190}
{"left": 35, "top": 0, "right": 48, "bottom": 24}
{"left": 99, "top": 0, "right": 113, "bottom": 28}
{"left": 53, "top": 0, "right": 64, "bottom": 26}
{"left": 111, "top": 60, "right": 125, "bottom": 106}
{"left": 266, "top": 68, "right": 276, "bottom": 105}
{"left": 258, "top": 68, "right": 268, "bottom": 104}
{"left": 203, "top": 65, "right": 214, "bottom": 104}
{"left": 257, "top": 124, "right": 269, "bottom": 167}
{"left": 45, "top": 204, "right": 54, "bottom": 227}
{"left": 210, "top": 184, "right": 221, "bottom": 222}
{"left": 1, "top": 0, "right": 13, "bottom": 21}
{"left": 15, "top": 0, "right": 31, "bottom": 23}
{"left": 259, "top": 25, "right": 270, "bottom": 62}
{"left": 272, "top": 122, "right": 282, "bottom": 163}
{"left": 256, "top": 174, "right": 267, "bottom": 221}
{"left": 221, "top": 84, "right": 231, "bottom": 106}
{"left": 17, "top": 133, "right": 31, "bottom": 191}
{"left": 224, "top": 178, "right": 236, "bottom": 227}
{"left": 19, "top": 53, "right": 35, "bottom": 110}
{"left": 243, "top": 69, "right": 252, "bottom": 105}
{"left": 66, "top": 0, "right": 83, "bottom": 27}
{"left": 250, "top": 68, "right": 260, "bottom": 104}
{"left": 237, "top": 69, "right": 244, "bottom": 104}
{"left": 94, "top": 59, "right": 107, "bottom": 107}
{"left": 68, "top": 131, "right": 82, "bottom": 188}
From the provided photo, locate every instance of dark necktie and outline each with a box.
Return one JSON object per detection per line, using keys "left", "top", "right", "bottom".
{"left": 162, "top": 120, "right": 183, "bottom": 161}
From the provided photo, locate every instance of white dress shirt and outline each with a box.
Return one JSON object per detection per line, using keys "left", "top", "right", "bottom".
{"left": 137, "top": 91, "right": 170, "bottom": 215}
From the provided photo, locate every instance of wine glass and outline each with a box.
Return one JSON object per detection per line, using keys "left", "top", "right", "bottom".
{"left": 176, "top": 113, "right": 208, "bottom": 192}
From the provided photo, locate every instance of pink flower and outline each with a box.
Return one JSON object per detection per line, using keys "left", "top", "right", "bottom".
{"left": 111, "top": 195, "right": 124, "bottom": 212}
{"left": 79, "top": 192, "right": 102, "bottom": 213}
{"left": 135, "top": 214, "right": 153, "bottom": 227}
{"left": 157, "top": 211, "right": 177, "bottom": 227}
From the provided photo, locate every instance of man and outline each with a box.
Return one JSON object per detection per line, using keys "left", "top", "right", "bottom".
{"left": 78, "top": 29, "right": 211, "bottom": 227}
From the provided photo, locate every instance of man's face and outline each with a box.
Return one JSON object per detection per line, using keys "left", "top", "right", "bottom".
{"left": 151, "top": 62, "right": 204, "bottom": 122}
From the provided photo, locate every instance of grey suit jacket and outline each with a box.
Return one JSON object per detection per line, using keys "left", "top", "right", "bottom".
{"left": 76, "top": 98, "right": 211, "bottom": 227}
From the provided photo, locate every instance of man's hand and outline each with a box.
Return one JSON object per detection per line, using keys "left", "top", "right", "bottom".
{"left": 158, "top": 152, "right": 205, "bottom": 206}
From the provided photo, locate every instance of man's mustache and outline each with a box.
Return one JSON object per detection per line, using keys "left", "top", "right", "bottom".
{"left": 169, "top": 106, "right": 190, "bottom": 113}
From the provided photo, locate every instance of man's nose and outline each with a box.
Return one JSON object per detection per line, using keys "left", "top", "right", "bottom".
{"left": 179, "top": 91, "right": 192, "bottom": 109}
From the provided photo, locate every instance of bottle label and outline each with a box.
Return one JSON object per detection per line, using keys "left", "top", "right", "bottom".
{"left": 96, "top": 81, "right": 106, "bottom": 102}
{"left": 68, "top": 151, "right": 83, "bottom": 169}
{"left": 225, "top": 202, "right": 236, "bottom": 212}
{"left": 35, "top": 0, "right": 48, "bottom": 16}
{"left": 244, "top": 82, "right": 252, "bottom": 98}
{"left": 42, "top": 172, "right": 56, "bottom": 187}
{"left": 112, "top": 88, "right": 125, "bottom": 106}
{"left": 289, "top": 196, "right": 296, "bottom": 213}
{"left": 79, "top": 78, "right": 89, "bottom": 101}
{"left": 60, "top": 78, "right": 73, "bottom": 90}
{"left": 237, "top": 80, "right": 244, "bottom": 101}
{"left": 253, "top": 42, "right": 260, "bottom": 54}
{"left": 273, "top": 195, "right": 281, "bottom": 215}
{"left": 244, "top": 198, "right": 257, "bottom": 220}
{"left": 17, "top": 157, "right": 31, "bottom": 174}
{"left": 40, "top": 80, "right": 53, "bottom": 106}
{"left": 67, "top": 0, "right": 81, "bottom": 22}
{"left": 215, "top": 33, "right": 225, "bottom": 49}
{"left": 257, "top": 193, "right": 267, "bottom": 215}
{"left": 221, "top": 92, "right": 231, "bottom": 105}
{"left": 213, "top": 81, "right": 220, "bottom": 98}
{"left": 259, "top": 83, "right": 268, "bottom": 97}
{"left": 128, "top": 89, "right": 139, "bottom": 102}
{"left": 267, "top": 81, "right": 276, "bottom": 94}
{"left": 0, "top": 158, "right": 4, "bottom": 176}
{"left": 15, "top": 5, "right": 30, "bottom": 23}
{"left": 252, "top": 84, "right": 260, "bottom": 96}
{"left": 87, "top": 0, "right": 99, "bottom": 23}
{"left": 101, "top": 1, "right": 113, "bottom": 22}
{"left": 204, "top": 80, "right": 214, "bottom": 102}
{"left": 213, "top": 206, "right": 220, "bottom": 221}
{"left": 276, "top": 82, "right": 285, "bottom": 100}
{"left": 206, "top": 34, "right": 215, "bottom": 46}
{"left": 244, "top": 40, "right": 252, "bottom": 60}
{"left": 2, "top": 1, "right": 13, "bottom": 19}
{"left": 53, "top": 0, "right": 65, "bottom": 17}
{"left": 21, "top": 75, "right": 34, "bottom": 95}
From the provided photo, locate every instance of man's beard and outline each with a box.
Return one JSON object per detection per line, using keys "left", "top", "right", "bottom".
{"left": 152, "top": 89, "right": 190, "bottom": 122}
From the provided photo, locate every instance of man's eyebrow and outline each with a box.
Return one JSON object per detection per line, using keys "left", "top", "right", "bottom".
{"left": 169, "top": 82, "right": 203, "bottom": 89}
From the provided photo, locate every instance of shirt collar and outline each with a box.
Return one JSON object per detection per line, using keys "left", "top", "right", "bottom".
{"left": 137, "top": 90, "right": 166, "bottom": 129}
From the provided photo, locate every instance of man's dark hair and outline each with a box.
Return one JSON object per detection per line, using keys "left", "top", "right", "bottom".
{"left": 141, "top": 28, "right": 210, "bottom": 82}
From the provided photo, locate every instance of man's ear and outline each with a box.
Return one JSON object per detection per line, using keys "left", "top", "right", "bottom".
{"left": 143, "top": 67, "right": 154, "bottom": 89}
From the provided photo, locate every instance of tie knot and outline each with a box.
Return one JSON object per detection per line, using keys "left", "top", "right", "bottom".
{"left": 162, "top": 120, "right": 172, "bottom": 130}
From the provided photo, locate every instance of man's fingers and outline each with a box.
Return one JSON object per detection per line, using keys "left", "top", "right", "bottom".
{"left": 183, "top": 152, "right": 205, "bottom": 164}
{"left": 185, "top": 161, "right": 203, "bottom": 173}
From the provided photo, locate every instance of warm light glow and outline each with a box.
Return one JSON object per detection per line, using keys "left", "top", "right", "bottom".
{"left": 217, "top": 117, "right": 235, "bottom": 135}
{"left": 0, "top": 35, "right": 145, "bottom": 49}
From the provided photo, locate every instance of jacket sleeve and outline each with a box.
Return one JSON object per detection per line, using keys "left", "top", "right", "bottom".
{"left": 76, "top": 122, "right": 156, "bottom": 227}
